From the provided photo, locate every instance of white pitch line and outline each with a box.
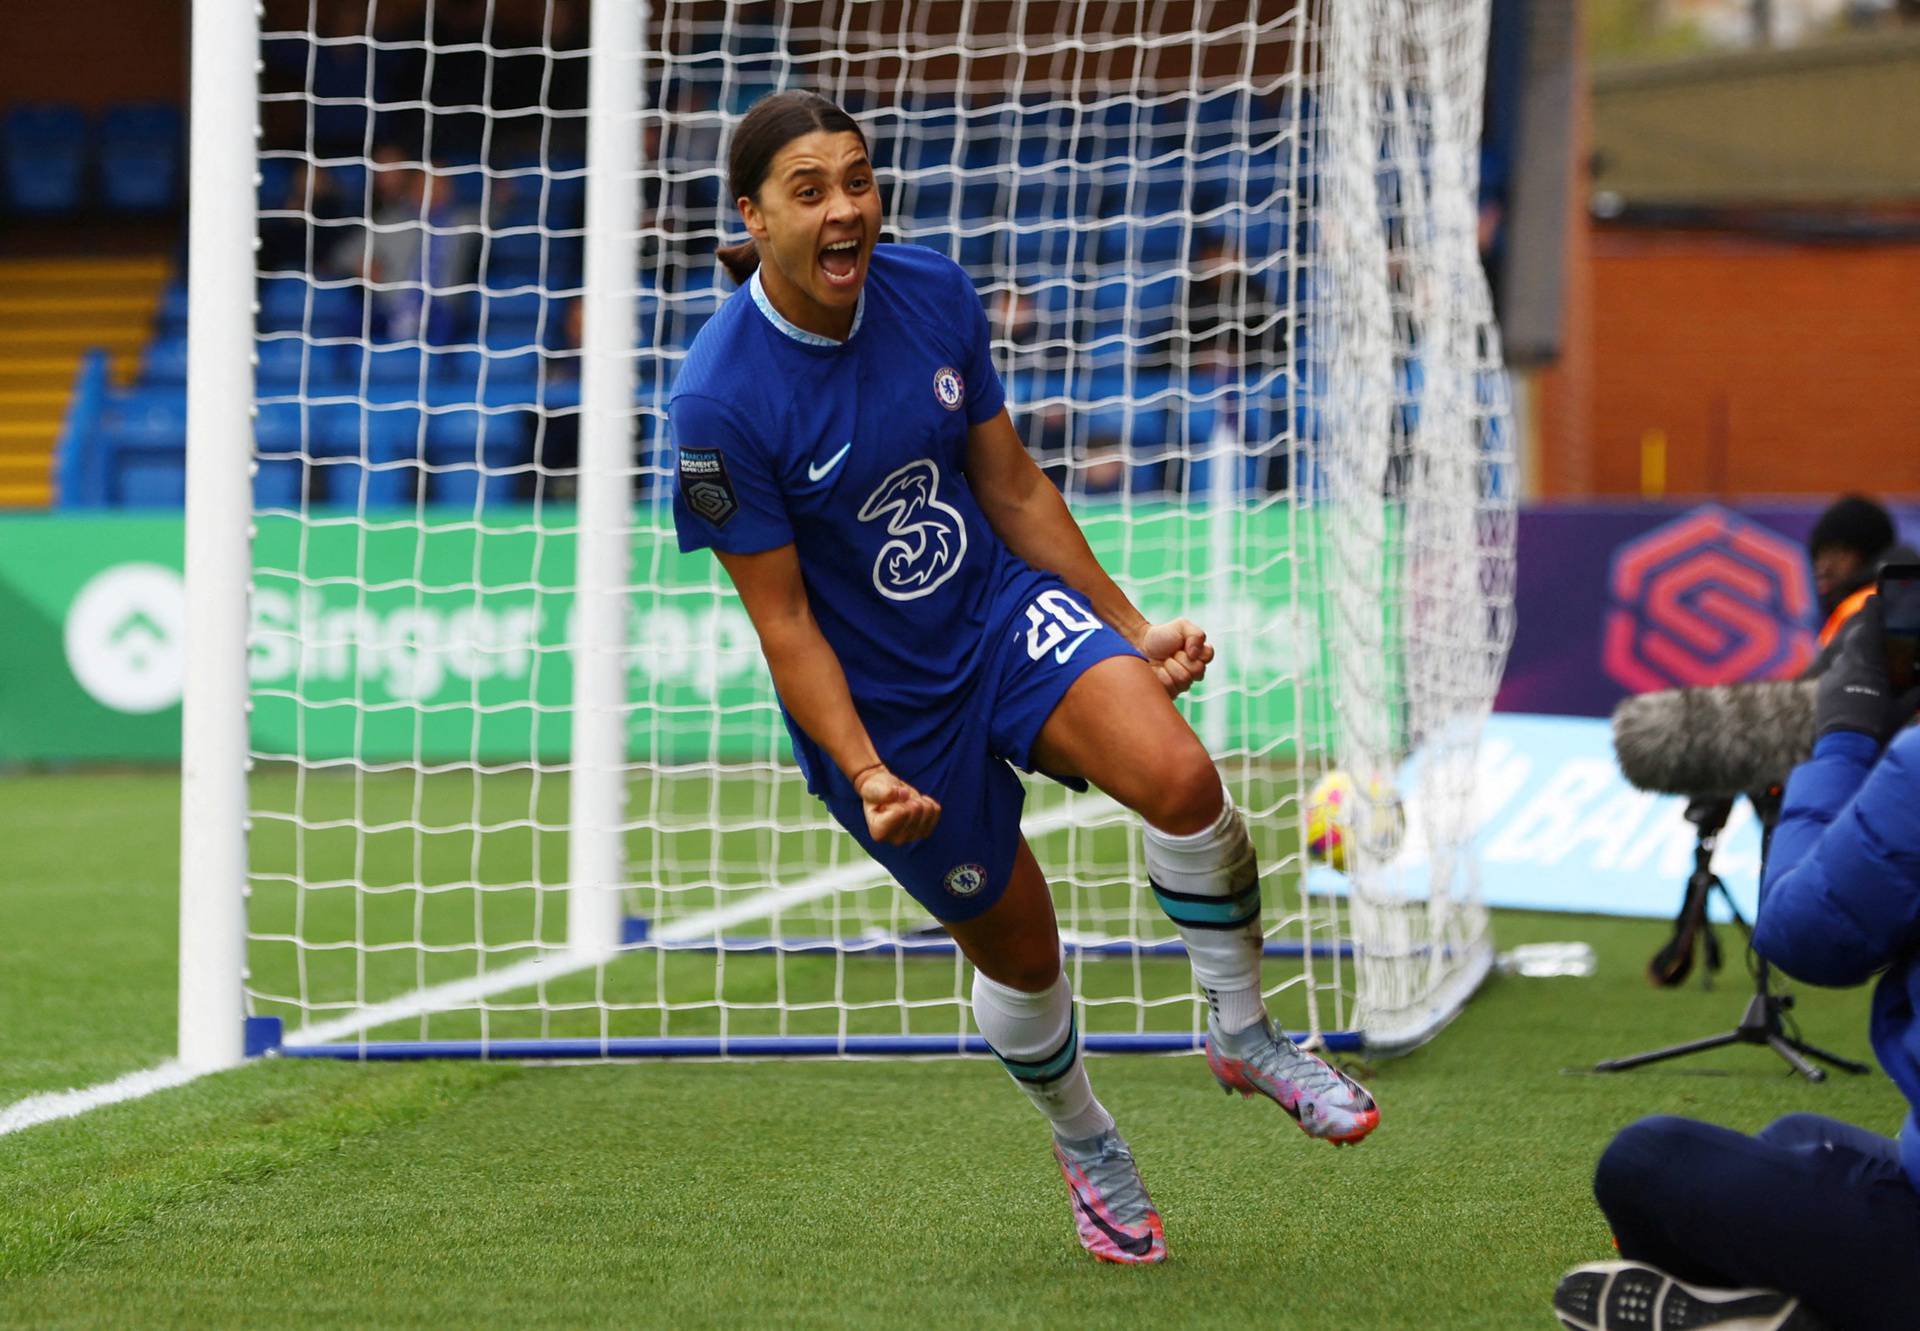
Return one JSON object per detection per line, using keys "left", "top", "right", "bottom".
{"left": 0, "top": 1061, "right": 203, "bottom": 1138}
{"left": 0, "top": 793, "right": 1126, "bottom": 1136}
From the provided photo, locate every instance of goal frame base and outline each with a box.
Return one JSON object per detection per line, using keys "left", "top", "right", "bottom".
{"left": 244, "top": 1021, "right": 1366, "bottom": 1061}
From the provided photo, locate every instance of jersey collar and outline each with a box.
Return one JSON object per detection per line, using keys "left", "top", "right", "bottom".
{"left": 749, "top": 267, "right": 865, "bottom": 348}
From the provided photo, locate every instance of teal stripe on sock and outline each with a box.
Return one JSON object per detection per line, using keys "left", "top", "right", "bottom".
{"left": 1151, "top": 881, "right": 1261, "bottom": 928}
{"left": 991, "top": 1012, "right": 1080, "bottom": 1084}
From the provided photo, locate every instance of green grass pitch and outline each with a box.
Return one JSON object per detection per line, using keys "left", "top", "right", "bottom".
{"left": 0, "top": 768, "right": 1905, "bottom": 1329}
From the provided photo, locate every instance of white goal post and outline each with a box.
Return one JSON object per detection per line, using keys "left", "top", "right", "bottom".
{"left": 178, "top": 0, "right": 1514, "bottom": 1072}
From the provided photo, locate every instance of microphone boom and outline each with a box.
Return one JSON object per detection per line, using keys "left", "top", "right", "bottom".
{"left": 1612, "top": 680, "right": 1816, "bottom": 798}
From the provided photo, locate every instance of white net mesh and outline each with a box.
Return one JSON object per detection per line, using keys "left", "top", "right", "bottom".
{"left": 239, "top": 0, "right": 1513, "bottom": 1057}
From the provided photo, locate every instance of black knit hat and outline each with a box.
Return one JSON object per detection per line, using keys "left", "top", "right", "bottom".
{"left": 1808, "top": 494, "right": 1896, "bottom": 560}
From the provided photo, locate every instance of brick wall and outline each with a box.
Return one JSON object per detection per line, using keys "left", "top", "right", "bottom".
{"left": 0, "top": 1, "right": 184, "bottom": 110}
{"left": 1559, "top": 228, "right": 1920, "bottom": 497}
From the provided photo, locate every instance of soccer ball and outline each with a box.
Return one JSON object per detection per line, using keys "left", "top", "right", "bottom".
{"left": 1304, "top": 769, "right": 1406, "bottom": 872}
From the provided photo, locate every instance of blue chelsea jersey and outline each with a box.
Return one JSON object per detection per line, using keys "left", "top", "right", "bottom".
{"left": 670, "top": 244, "right": 1047, "bottom": 782}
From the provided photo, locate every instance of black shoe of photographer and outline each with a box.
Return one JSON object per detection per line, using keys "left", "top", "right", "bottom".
{"left": 1553, "top": 1261, "right": 1826, "bottom": 1331}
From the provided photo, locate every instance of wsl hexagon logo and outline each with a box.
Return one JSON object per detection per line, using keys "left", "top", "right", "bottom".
{"left": 1603, "top": 506, "right": 1815, "bottom": 693}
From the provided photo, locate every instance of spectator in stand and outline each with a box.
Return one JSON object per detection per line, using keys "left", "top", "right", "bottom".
{"left": 258, "top": 162, "right": 355, "bottom": 277}
{"left": 1186, "top": 232, "right": 1288, "bottom": 379}
{"left": 1810, "top": 494, "right": 1918, "bottom": 647}
{"left": 331, "top": 145, "right": 479, "bottom": 343}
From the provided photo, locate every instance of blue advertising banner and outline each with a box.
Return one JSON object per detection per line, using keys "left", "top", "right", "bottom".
{"left": 1315, "top": 713, "right": 1766, "bottom": 921}
{"left": 1497, "top": 502, "right": 1920, "bottom": 718}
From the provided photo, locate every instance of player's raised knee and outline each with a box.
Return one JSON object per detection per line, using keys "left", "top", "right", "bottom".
{"left": 1138, "top": 743, "right": 1225, "bottom": 836}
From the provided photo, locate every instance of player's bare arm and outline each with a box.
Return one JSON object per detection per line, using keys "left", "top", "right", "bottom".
{"left": 715, "top": 544, "right": 940, "bottom": 845}
{"left": 963, "top": 407, "right": 1214, "bottom": 698}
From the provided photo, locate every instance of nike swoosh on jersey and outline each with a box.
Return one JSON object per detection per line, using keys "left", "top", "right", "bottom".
{"left": 807, "top": 442, "right": 853, "bottom": 482}
{"left": 1054, "top": 627, "right": 1099, "bottom": 665}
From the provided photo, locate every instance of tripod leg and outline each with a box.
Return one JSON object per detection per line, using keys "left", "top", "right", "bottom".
{"left": 1765, "top": 1035, "right": 1827, "bottom": 1083}
{"left": 1595, "top": 1031, "right": 1740, "bottom": 1073}
{"left": 1780, "top": 1036, "right": 1873, "bottom": 1076}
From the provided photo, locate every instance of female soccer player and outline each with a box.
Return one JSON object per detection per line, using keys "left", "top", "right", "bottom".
{"left": 670, "top": 90, "right": 1377, "bottom": 1265}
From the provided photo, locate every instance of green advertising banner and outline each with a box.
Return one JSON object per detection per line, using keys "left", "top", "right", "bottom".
{"left": 0, "top": 506, "right": 1342, "bottom": 765}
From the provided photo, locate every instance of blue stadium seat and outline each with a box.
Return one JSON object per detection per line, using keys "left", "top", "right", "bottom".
{"left": 907, "top": 177, "right": 956, "bottom": 221}
{"left": 1015, "top": 103, "right": 1070, "bottom": 171}
{"left": 488, "top": 185, "right": 543, "bottom": 231}
{"left": 475, "top": 292, "right": 546, "bottom": 345}
{"left": 254, "top": 401, "right": 307, "bottom": 454}
{"left": 1010, "top": 169, "right": 1072, "bottom": 223}
{"left": 478, "top": 351, "right": 541, "bottom": 407}
{"left": 99, "top": 103, "right": 182, "bottom": 214}
{"left": 253, "top": 457, "right": 305, "bottom": 511}
{"left": 156, "top": 283, "right": 190, "bottom": 333}
{"left": 960, "top": 109, "right": 1010, "bottom": 172}
{"left": 256, "top": 337, "right": 336, "bottom": 391}
{"left": 102, "top": 391, "right": 187, "bottom": 450}
{"left": 444, "top": 164, "right": 487, "bottom": 211}
{"left": 538, "top": 376, "right": 582, "bottom": 414}
{"left": 1010, "top": 226, "right": 1071, "bottom": 274}
{"left": 307, "top": 43, "right": 372, "bottom": 150}
{"left": 1194, "top": 88, "right": 1246, "bottom": 155}
{"left": 425, "top": 409, "right": 531, "bottom": 507}
{"left": 260, "top": 278, "right": 366, "bottom": 337}
{"left": 256, "top": 156, "right": 296, "bottom": 210}
{"left": 363, "top": 345, "right": 427, "bottom": 389}
{"left": 543, "top": 175, "right": 587, "bottom": 231}
{"left": 257, "top": 278, "right": 310, "bottom": 333}
{"left": 4, "top": 103, "right": 88, "bottom": 215}
{"left": 115, "top": 456, "right": 187, "bottom": 507}
{"left": 1132, "top": 273, "right": 1181, "bottom": 339}
{"left": 1085, "top": 218, "right": 1132, "bottom": 268}
{"left": 1138, "top": 168, "right": 1189, "bottom": 220}
{"left": 482, "top": 232, "right": 547, "bottom": 289}
{"left": 140, "top": 337, "right": 190, "bottom": 386}
{"left": 327, "top": 403, "right": 421, "bottom": 507}
{"left": 307, "top": 401, "right": 368, "bottom": 456}
{"left": 427, "top": 349, "right": 484, "bottom": 403}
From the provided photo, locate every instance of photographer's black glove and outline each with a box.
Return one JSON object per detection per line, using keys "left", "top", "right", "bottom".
{"left": 1815, "top": 596, "right": 1920, "bottom": 745}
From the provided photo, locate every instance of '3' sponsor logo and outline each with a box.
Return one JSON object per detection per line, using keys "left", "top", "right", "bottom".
{"left": 856, "top": 459, "right": 968, "bottom": 601}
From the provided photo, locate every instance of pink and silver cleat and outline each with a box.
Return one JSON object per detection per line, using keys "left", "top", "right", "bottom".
{"left": 1206, "top": 1016, "right": 1380, "bottom": 1145}
{"left": 1052, "top": 1130, "right": 1167, "bottom": 1265}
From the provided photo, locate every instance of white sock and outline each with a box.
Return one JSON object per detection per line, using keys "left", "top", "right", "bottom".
{"left": 972, "top": 968, "right": 1115, "bottom": 1143}
{"left": 1143, "top": 787, "right": 1269, "bottom": 1034}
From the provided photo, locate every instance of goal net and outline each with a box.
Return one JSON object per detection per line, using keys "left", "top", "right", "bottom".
{"left": 196, "top": 0, "right": 1514, "bottom": 1065}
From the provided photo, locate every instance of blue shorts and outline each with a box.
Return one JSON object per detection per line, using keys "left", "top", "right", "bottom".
{"left": 814, "top": 580, "right": 1141, "bottom": 923}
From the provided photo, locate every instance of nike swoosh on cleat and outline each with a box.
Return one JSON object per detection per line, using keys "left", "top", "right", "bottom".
{"left": 1053, "top": 627, "right": 1098, "bottom": 665}
{"left": 1073, "top": 1192, "right": 1155, "bottom": 1258}
{"left": 807, "top": 442, "right": 853, "bottom": 482}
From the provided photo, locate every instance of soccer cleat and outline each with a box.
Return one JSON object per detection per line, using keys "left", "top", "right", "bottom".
{"left": 1553, "top": 1261, "right": 1825, "bottom": 1331}
{"left": 1205, "top": 1016, "right": 1379, "bottom": 1145}
{"left": 1052, "top": 1130, "right": 1167, "bottom": 1265}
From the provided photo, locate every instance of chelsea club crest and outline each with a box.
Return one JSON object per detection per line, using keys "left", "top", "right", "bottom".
{"left": 943, "top": 862, "right": 986, "bottom": 897}
{"left": 932, "top": 365, "right": 965, "bottom": 411}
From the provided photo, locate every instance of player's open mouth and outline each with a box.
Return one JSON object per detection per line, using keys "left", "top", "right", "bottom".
{"left": 819, "top": 238, "right": 861, "bottom": 287}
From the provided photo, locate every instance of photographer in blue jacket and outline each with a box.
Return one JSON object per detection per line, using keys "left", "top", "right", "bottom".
{"left": 1554, "top": 596, "right": 1920, "bottom": 1331}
